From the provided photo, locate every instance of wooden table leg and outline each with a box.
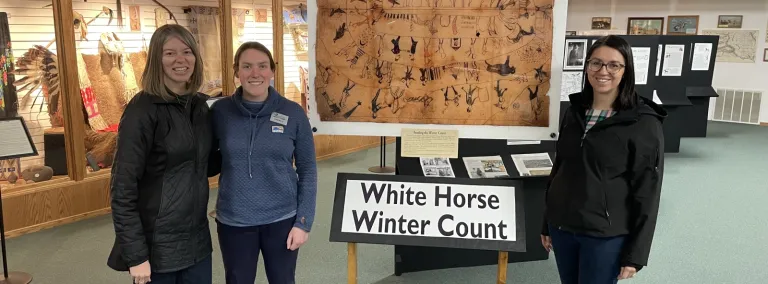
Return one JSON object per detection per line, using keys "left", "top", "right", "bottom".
{"left": 348, "top": 243, "right": 358, "bottom": 284}
{"left": 497, "top": 251, "right": 508, "bottom": 284}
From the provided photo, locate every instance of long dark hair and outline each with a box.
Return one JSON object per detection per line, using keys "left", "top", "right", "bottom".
{"left": 581, "top": 35, "right": 636, "bottom": 110}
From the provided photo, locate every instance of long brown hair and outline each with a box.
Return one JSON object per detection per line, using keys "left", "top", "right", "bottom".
{"left": 141, "top": 24, "right": 203, "bottom": 100}
{"left": 581, "top": 35, "right": 637, "bottom": 110}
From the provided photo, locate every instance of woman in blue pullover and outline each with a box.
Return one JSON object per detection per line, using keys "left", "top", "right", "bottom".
{"left": 209, "top": 41, "right": 318, "bottom": 284}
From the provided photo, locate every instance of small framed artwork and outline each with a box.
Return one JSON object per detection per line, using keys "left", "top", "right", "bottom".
{"left": 627, "top": 17, "right": 664, "bottom": 35}
{"left": 564, "top": 39, "right": 588, "bottom": 71}
{"left": 667, "top": 15, "right": 699, "bottom": 35}
{"left": 591, "top": 17, "right": 612, "bottom": 30}
{"left": 718, "top": 15, "right": 743, "bottom": 28}
{"left": 763, "top": 49, "right": 768, "bottom": 62}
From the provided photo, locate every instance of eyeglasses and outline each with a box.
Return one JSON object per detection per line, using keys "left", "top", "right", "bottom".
{"left": 586, "top": 59, "right": 625, "bottom": 73}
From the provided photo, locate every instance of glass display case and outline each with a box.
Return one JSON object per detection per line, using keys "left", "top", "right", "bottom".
{"left": 0, "top": 0, "right": 384, "bottom": 239}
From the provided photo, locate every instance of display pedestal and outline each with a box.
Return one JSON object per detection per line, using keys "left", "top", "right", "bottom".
{"left": 368, "top": 137, "right": 395, "bottom": 173}
{"left": 648, "top": 89, "right": 692, "bottom": 153}
{"left": 393, "top": 138, "right": 553, "bottom": 275}
{"left": 0, "top": 118, "right": 36, "bottom": 284}
{"left": 0, "top": 272, "right": 33, "bottom": 284}
{"left": 682, "top": 87, "right": 718, "bottom": 137}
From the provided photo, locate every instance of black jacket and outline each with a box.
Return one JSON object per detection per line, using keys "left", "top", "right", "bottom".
{"left": 107, "top": 91, "right": 215, "bottom": 273}
{"left": 542, "top": 92, "right": 666, "bottom": 269}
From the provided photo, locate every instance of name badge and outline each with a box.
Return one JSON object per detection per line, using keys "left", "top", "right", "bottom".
{"left": 272, "top": 126, "right": 284, "bottom": 133}
{"left": 270, "top": 112, "right": 289, "bottom": 125}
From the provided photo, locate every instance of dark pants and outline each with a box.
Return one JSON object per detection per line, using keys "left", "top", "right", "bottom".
{"left": 148, "top": 255, "right": 212, "bottom": 284}
{"left": 217, "top": 217, "right": 299, "bottom": 284}
{"left": 549, "top": 225, "right": 626, "bottom": 284}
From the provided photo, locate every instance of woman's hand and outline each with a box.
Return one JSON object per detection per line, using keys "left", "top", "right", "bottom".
{"left": 541, "top": 234, "right": 552, "bottom": 253}
{"left": 287, "top": 227, "right": 309, "bottom": 251}
{"left": 618, "top": 266, "right": 637, "bottom": 280}
{"left": 129, "top": 260, "right": 151, "bottom": 284}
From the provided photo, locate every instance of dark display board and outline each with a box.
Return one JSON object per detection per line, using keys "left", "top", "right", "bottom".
{"left": 0, "top": 12, "right": 18, "bottom": 118}
{"left": 389, "top": 34, "right": 720, "bottom": 275}
{"left": 563, "top": 34, "right": 719, "bottom": 152}
{"left": 393, "top": 138, "right": 553, "bottom": 275}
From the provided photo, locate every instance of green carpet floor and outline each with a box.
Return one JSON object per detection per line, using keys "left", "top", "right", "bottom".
{"left": 3, "top": 121, "right": 767, "bottom": 283}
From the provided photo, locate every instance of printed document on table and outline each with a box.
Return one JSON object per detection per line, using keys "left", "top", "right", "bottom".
{"left": 510, "top": 153, "right": 553, "bottom": 176}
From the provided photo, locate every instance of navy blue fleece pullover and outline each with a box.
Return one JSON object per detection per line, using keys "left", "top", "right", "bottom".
{"left": 210, "top": 86, "right": 317, "bottom": 231}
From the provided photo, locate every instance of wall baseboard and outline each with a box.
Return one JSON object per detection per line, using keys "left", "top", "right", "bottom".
{"left": 761, "top": 122, "right": 768, "bottom": 126}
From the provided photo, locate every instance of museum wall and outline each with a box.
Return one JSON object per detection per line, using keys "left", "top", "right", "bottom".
{"left": 1, "top": 0, "right": 308, "bottom": 178}
{"left": 566, "top": 0, "right": 768, "bottom": 123}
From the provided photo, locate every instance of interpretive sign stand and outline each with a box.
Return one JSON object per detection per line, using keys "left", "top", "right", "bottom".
{"left": 329, "top": 173, "right": 526, "bottom": 283}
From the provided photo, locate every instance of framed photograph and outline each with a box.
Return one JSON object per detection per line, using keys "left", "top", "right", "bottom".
{"left": 591, "top": 17, "right": 612, "bottom": 30}
{"left": 718, "top": 15, "right": 743, "bottom": 28}
{"left": 564, "top": 39, "right": 588, "bottom": 70}
{"left": 667, "top": 15, "right": 699, "bottom": 35}
{"left": 627, "top": 17, "right": 664, "bottom": 35}
{"left": 763, "top": 48, "right": 768, "bottom": 62}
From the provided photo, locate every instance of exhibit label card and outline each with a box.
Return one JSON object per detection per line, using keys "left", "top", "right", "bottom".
{"left": 0, "top": 119, "right": 35, "bottom": 159}
{"left": 631, "top": 47, "right": 651, "bottom": 85}
{"left": 560, "top": 71, "right": 583, "bottom": 101}
{"left": 691, "top": 43, "right": 713, "bottom": 71}
{"left": 401, "top": 128, "right": 459, "bottom": 158}
{"left": 340, "top": 179, "right": 517, "bottom": 241}
{"left": 662, "top": 44, "right": 685, "bottom": 77}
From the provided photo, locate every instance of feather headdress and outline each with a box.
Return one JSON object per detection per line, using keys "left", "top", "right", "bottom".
{"left": 12, "top": 45, "right": 59, "bottom": 116}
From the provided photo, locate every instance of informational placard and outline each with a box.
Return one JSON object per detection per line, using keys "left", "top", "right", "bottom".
{"left": 0, "top": 117, "right": 38, "bottom": 160}
{"left": 400, "top": 128, "right": 459, "bottom": 158}
{"left": 662, "top": 44, "right": 685, "bottom": 77}
{"left": 329, "top": 173, "right": 526, "bottom": 252}
{"left": 691, "top": 43, "right": 712, "bottom": 71}
{"left": 631, "top": 47, "right": 651, "bottom": 85}
{"left": 560, "top": 71, "right": 583, "bottom": 101}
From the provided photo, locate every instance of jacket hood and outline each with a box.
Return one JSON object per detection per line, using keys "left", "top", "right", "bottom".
{"left": 636, "top": 94, "right": 667, "bottom": 122}
{"left": 232, "top": 85, "right": 284, "bottom": 117}
{"left": 568, "top": 91, "right": 667, "bottom": 123}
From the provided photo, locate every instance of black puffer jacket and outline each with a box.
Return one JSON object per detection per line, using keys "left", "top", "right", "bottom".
{"left": 107, "top": 91, "right": 214, "bottom": 273}
{"left": 542, "top": 92, "right": 666, "bottom": 269}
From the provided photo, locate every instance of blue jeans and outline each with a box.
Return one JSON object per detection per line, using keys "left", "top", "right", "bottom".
{"left": 548, "top": 225, "right": 626, "bottom": 284}
{"left": 148, "top": 255, "right": 212, "bottom": 284}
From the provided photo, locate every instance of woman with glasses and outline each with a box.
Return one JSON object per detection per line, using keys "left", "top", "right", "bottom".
{"left": 540, "top": 35, "right": 666, "bottom": 283}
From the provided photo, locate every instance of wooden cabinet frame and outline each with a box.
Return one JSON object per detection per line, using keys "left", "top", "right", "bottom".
{"left": 2, "top": 0, "right": 387, "bottom": 238}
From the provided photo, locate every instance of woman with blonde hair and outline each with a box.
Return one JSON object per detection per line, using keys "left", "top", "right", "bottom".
{"left": 107, "top": 24, "right": 215, "bottom": 284}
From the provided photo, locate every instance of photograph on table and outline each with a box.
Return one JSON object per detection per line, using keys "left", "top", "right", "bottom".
{"left": 420, "top": 157, "right": 455, "bottom": 178}
{"left": 462, "top": 156, "right": 508, "bottom": 179}
{"left": 627, "top": 17, "right": 664, "bottom": 35}
{"left": 564, "top": 39, "right": 587, "bottom": 70}
{"left": 667, "top": 15, "right": 699, "bottom": 35}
